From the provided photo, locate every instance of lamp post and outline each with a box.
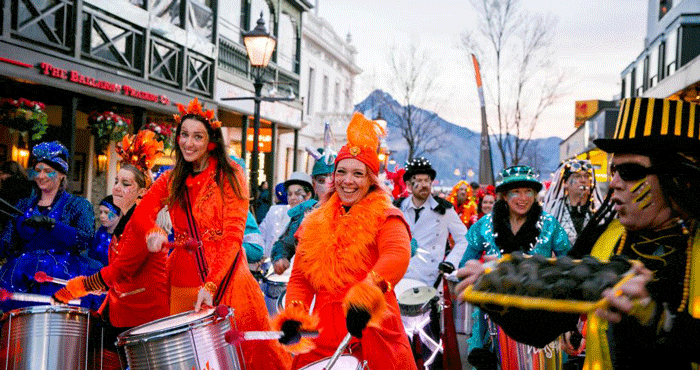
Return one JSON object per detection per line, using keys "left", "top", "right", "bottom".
{"left": 222, "top": 14, "right": 294, "bottom": 200}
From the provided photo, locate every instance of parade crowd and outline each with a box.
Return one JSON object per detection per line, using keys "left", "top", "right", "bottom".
{"left": 0, "top": 96, "right": 698, "bottom": 370}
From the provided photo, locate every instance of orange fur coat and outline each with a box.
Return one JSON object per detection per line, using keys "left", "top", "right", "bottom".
{"left": 282, "top": 189, "right": 417, "bottom": 370}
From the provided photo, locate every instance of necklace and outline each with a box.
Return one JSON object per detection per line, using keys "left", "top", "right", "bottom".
{"left": 615, "top": 219, "right": 694, "bottom": 313}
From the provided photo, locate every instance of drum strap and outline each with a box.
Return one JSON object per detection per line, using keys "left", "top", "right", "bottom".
{"left": 214, "top": 249, "right": 241, "bottom": 305}
{"left": 184, "top": 188, "right": 209, "bottom": 283}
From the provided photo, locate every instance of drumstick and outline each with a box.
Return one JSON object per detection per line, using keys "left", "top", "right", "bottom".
{"left": 0, "top": 288, "right": 81, "bottom": 305}
{"left": 34, "top": 271, "right": 69, "bottom": 285}
{"left": 323, "top": 333, "right": 352, "bottom": 370}
{"left": 0, "top": 196, "right": 22, "bottom": 215}
{"left": 224, "top": 329, "right": 320, "bottom": 344}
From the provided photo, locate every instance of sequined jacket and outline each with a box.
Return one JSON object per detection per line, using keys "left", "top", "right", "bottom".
{"left": 1, "top": 190, "right": 94, "bottom": 256}
{"left": 459, "top": 210, "right": 571, "bottom": 266}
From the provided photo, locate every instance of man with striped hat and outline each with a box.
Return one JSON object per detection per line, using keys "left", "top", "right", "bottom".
{"left": 457, "top": 97, "right": 700, "bottom": 369}
{"left": 582, "top": 97, "right": 700, "bottom": 369}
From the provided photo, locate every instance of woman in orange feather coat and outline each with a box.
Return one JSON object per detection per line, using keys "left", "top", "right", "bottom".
{"left": 273, "top": 112, "right": 417, "bottom": 370}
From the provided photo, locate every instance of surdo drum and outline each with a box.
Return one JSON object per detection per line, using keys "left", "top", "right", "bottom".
{"left": 117, "top": 307, "right": 241, "bottom": 370}
{"left": 0, "top": 305, "right": 92, "bottom": 370}
{"left": 298, "top": 355, "right": 368, "bottom": 370}
{"left": 396, "top": 279, "right": 437, "bottom": 317}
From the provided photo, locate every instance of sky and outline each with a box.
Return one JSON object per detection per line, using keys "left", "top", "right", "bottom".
{"left": 315, "top": 0, "right": 649, "bottom": 140}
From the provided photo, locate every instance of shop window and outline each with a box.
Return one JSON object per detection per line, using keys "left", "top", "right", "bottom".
{"left": 186, "top": 52, "right": 213, "bottom": 95}
{"left": 11, "top": 0, "right": 75, "bottom": 52}
{"left": 150, "top": 36, "right": 181, "bottom": 86}
{"left": 659, "top": 0, "right": 671, "bottom": 20}
{"left": 82, "top": 11, "right": 144, "bottom": 72}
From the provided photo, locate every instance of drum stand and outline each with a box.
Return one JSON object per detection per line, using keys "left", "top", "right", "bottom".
{"left": 403, "top": 299, "right": 444, "bottom": 370}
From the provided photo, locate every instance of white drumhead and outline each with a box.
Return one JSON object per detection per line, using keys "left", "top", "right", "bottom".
{"left": 266, "top": 273, "right": 290, "bottom": 283}
{"left": 300, "top": 355, "right": 359, "bottom": 369}
{"left": 129, "top": 308, "right": 215, "bottom": 335}
{"left": 394, "top": 278, "right": 426, "bottom": 296}
{"left": 266, "top": 255, "right": 294, "bottom": 282}
{"left": 398, "top": 286, "right": 437, "bottom": 305}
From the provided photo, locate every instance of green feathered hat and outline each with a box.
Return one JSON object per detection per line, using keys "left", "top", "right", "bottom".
{"left": 495, "top": 165, "right": 542, "bottom": 193}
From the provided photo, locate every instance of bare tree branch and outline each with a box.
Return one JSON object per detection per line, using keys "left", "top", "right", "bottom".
{"left": 383, "top": 42, "right": 450, "bottom": 160}
{"left": 460, "top": 0, "right": 564, "bottom": 168}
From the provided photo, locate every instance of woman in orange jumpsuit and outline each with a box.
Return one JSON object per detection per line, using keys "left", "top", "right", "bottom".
{"left": 61, "top": 99, "right": 290, "bottom": 370}
{"left": 273, "top": 112, "right": 417, "bottom": 370}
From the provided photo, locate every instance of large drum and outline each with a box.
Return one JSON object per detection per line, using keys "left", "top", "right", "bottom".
{"left": 397, "top": 284, "right": 437, "bottom": 317}
{"left": 298, "top": 355, "right": 368, "bottom": 370}
{"left": 117, "top": 307, "right": 240, "bottom": 370}
{"left": 0, "top": 305, "right": 92, "bottom": 370}
{"left": 445, "top": 275, "right": 474, "bottom": 336}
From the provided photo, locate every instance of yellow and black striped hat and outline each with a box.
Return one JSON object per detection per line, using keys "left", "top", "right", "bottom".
{"left": 594, "top": 97, "right": 700, "bottom": 153}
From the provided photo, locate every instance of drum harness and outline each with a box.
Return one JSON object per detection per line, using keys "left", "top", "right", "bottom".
{"left": 184, "top": 189, "right": 241, "bottom": 305}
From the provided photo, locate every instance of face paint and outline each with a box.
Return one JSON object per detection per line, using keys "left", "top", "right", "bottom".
{"left": 46, "top": 171, "right": 57, "bottom": 179}
{"left": 630, "top": 179, "right": 653, "bottom": 210}
{"left": 107, "top": 211, "right": 117, "bottom": 220}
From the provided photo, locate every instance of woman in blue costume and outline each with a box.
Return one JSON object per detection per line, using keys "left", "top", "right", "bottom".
{"left": 458, "top": 165, "right": 571, "bottom": 370}
{"left": 0, "top": 141, "right": 101, "bottom": 311}
{"left": 90, "top": 195, "right": 121, "bottom": 266}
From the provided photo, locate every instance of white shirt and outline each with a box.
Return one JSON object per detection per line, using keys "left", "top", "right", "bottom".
{"left": 399, "top": 196, "right": 468, "bottom": 286}
{"left": 258, "top": 204, "right": 290, "bottom": 257}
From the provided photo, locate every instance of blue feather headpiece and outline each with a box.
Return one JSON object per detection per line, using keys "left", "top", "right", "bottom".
{"left": 32, "top": 141, "right": 69, "bottom": 173}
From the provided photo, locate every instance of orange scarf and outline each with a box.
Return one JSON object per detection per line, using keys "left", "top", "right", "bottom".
{"left": 296, "top": 190, "right": 393, "bottom": 292}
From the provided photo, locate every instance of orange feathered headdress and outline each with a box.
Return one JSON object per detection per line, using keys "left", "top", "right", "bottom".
{"left": 115, "top": 130, "right": 164, "bottom": 175}
{"left": 173, "top": 98, "right": 222, "bottom": 130}
{"left": 335, "top": 112, "right": 386, "bottom": 174}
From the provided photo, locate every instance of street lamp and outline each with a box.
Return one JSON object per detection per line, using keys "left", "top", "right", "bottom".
{"left": 222, "top": 13, "right": 294, "bottom": 200}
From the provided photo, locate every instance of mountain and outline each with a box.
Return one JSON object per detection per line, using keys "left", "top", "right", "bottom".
{"left": 354, "top": 90, "right": 562, "bottom": 186}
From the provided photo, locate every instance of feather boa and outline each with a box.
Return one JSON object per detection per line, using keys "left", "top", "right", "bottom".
{"left": 296, "top": 190, "right": 393, "bottom": 292}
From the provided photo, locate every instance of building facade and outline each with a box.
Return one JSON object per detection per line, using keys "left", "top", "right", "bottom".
{"left": 621, "top": 0, "right": 700, "bottom": 102}
{"left": 274, "top": 9, "right": 361, "bottom": 182}
{"left": 1, "top": 0, "right": 310, "bottom": 204}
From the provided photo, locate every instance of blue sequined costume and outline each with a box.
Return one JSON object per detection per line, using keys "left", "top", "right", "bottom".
{"left": 90, "top": 226, "right": 112, "bottom": 266}
{"left": 459, "top": 210, "right": 571, "bottom": 352}
{"left": 0, "top": 191, "right": 104, "bottom": 311}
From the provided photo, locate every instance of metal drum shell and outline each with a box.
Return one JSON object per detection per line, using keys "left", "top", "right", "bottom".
{"left": 297, "top": 354, "right": 368, "bottom": 370}
{"left": 445, "top": 275, "right": 474, "bottom": 335}
{"left": 397, "top": 286, "right": 437, "bottom": 317}
{"left": 0, "top": 305, "right": 91, "bottom": 370}
{"left": 117, "top": 309, "right": 240, "bottom": 370}
{"left": 263, "top": 278, "right": 288, "bottom": 299}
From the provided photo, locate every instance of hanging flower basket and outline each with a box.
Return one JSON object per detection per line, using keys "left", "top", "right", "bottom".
{"left": 146, "top": 121, "right": 175, "bottom": 150}
{"left": 0, "top": 98, "right": 49, "bottom": 140}
{"left": 88, "top": 111, "right": 131, "bottom": 154}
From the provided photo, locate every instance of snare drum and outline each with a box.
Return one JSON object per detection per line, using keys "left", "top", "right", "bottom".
{"left": 117, "top": 307, "right": 240, "bottom": 370}
{"left": 298, "top": 355, "right": 368, "bottom": 370}
{"left": 0, "top": 305, "right": 91, "bottom": 370}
